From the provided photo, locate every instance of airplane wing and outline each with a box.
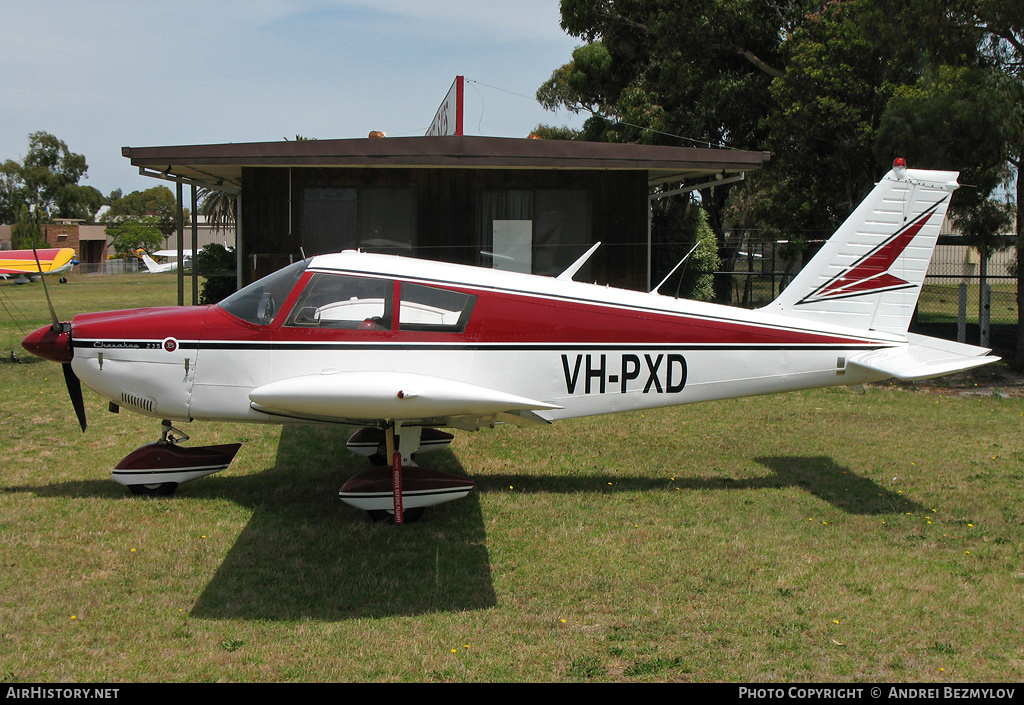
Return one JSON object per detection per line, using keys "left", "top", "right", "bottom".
{"left": 0, "top": 248, "right": 76, "bottom": 275}
{"left": 847, "top": 334, "right": 999, "bottom": 381}
{"left": 248, "top": 370, "right": 561, "bottom": 426}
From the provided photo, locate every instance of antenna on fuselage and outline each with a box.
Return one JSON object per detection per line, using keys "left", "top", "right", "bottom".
{"left": 556, "top": 241, "right": 602, "bottom": 281}
{"left": 650, "top": 241, "right": 700, "bottom": 295}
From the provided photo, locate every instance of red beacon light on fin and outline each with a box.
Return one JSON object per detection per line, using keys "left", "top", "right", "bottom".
{"left": 893, "top": 157, "right": 908, "bottom": 177}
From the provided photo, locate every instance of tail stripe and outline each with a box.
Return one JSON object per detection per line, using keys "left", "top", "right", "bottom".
{"left": 798, "top": 200, "right": 945, "bottom": 305}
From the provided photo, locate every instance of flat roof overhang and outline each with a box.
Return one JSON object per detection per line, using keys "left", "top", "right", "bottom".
{"left": 122, "top": 135, "right": 770, "bottom": 192}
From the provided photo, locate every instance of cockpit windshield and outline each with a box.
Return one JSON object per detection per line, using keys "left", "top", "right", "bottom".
{"left": 218, "top": 259, "right": 309, "bottom": 325}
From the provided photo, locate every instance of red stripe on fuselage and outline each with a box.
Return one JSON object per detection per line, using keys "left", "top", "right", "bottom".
{"left": 68, "top": 280, "right": 880, "bottom": 348}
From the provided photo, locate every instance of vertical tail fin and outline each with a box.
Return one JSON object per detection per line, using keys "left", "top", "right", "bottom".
{"left": 763, "top": 163, "right": 958, "bottom": 336}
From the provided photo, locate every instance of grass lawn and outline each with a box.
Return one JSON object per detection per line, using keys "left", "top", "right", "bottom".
{"left": 1, "top": 272, "right": 1022, "bottom": 682}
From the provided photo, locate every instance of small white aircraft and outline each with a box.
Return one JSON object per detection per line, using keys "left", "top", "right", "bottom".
{"left": 22, "top": 161, "right": 998, "bottom": 522}
{"left": 142, "top": 251, "right": 191, "bottom": 273}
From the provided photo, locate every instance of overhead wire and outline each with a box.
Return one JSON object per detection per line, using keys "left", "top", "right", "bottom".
{"left": 464, "top": 77, "right": 737, "bottom": 150}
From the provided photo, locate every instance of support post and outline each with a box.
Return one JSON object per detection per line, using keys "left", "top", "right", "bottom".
{"left": 980, "top": 282, "right": 991, "bottom": 348}
{"left": 957, "top": 283, "right": 967, "bottom": 343}
{"left": 191, "top": 186, "right": 199, "bottom": 305}
{"left": 176, "top": 181, "right": 184, "bottom": 306}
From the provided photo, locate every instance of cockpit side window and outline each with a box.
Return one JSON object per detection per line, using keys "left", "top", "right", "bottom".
{"left": 398, "top": 282, "right": 475, "bottom": 333}
{"left": 285, "top": 272, "right": 394, "bottom": 330}
{"left": 218, "top": 259, "right": 308, "bottom": 326}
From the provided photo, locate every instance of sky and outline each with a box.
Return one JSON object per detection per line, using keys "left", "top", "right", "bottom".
{"left": 1, "top": 0, "right": 586, "bottom": 197}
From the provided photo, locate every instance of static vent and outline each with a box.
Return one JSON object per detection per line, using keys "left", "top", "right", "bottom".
{"left": 119, "top": 390, "right": 156, "bottom": 413}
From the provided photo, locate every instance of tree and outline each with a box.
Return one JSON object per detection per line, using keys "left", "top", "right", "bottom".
{"left": 1, "top": 132, "right": 101, "bottom": 223}
{"left": 194, "top": 243, "right": 237, "bottom": 304}
{"left": 536, "top": 1, "right": 823, "bottom": 300}
{"left": 650, "top": 194, "right": 720, "bottom": 301}
{"left": 868, "top": 0, "right": 1023, "bottom": 366}
{"left": 875, "top": 62, "right": 1014, "bottom": 294}
{"left": 759, "top": 2, "right": 899, "bottom": 240}
{"left": 106, "top": 217, "right": 164, "bottom": 257}
{"left": 0, "top": 160, "right": 23, "bottom": 224}
{"left": 102, "top": 186, "right": 186, "bottom": 245}
{"left": 198, "top": 188, "right": 236, "bottom": 233}
{"left": 21, "top": 131, "right": 100, "bottom": 221}
{"left": 11, "top": 204, "right": 45, "bottom": 249}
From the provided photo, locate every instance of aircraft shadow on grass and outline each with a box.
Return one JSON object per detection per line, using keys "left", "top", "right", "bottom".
{"left": 470, "top": 456, "right": 925, "bottom": 517}
{"left": 8, "top": 425, "right": 922, "bottom": 621}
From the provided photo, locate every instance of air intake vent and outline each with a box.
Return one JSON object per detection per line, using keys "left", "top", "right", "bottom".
{"left": 119, "top": 390, "right": 156, "bottom": 413}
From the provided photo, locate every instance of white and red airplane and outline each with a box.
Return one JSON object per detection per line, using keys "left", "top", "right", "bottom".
{"left": 22, "top": 162, "right": 998, "bottom": 522}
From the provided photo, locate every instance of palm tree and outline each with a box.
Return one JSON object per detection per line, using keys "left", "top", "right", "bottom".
{"left": 198, "top": 188, "right": 236, "bottom": 233}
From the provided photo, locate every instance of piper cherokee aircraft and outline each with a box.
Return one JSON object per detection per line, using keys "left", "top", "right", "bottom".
{"left": 0, "top": 247, "right": 77, "bottom": 283}
{"left": 22, "top": 161, "right": 999, "bottom": 522}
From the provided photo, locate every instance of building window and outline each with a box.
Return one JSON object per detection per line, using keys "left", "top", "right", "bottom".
{"left": 480, "top": 189, "right": 590, "bottom": 277}
{"left": 303, "top": 187, "right": 416, "bottom": 257}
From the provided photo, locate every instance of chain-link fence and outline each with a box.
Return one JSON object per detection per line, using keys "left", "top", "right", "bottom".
{"left": 914, "top": 244, "right": 1017, "bottom": 353}
{"left": 719, "top": 236, "right": 813, "bottom": 309}
{"left": 76, "top": 259, "right": 143, "bottom": 275}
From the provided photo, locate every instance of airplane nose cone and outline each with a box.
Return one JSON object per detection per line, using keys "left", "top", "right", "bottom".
{"left": 22, "top": 323, "right": 73, "bottom": 363}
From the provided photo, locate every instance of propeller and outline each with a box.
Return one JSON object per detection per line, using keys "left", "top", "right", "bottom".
{"left": 29, "top": 247, "right": 87, "bottom": 431}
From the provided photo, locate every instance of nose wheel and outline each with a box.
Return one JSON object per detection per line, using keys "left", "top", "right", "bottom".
{"left": 114, "top": 420, "right": 241, "bottom": 497}
{"left": 128, "top": 482, "right": 179, "bottom": 497}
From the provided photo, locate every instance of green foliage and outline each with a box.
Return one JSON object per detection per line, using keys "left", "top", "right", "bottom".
{"left": 0, "top": 160, "right": 25, "bottom": 225}
{"left": 529, "top": 124, "right": 584, "bottom": 141}
{"left": 876, "top": 64, "right": 1014, "bottom": 231}
{"left": 763, "top": 1, "right": 892, "bottom": 237}
{"left": 198, "top": 189, "right": 236, "bottom": 233}
{"left": 542, "top": 0, "right": 794, "bottom": 150}
{"left": 102, "top": 186, "right": 184, "bottom": 239}
{"left": 651, "top": 195, "right": 719, "bottom": 301}
{"left": 194, "top": 243, "right": 237, "bottom": 304}
{"left": 951, "top": 199, "right": 1015, "bottom": 260}
{"left": 0, "top": 131, "right": 100, "bottom": 223}
{"left": 10, "top": 204, "right": 45, "bottom": 249}
{"left": 537, "top": 1, "right": 809, "bottom": 301}
{"left": 106, "top": 217, "right": 164, "bottom": 257}
{"left": 540, "top": 0, "right": 1024, "bottom": 310}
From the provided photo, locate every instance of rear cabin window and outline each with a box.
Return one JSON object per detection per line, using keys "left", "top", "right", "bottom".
{"left": 285, "top": 273, "right": 393, "bottom": 330}
{"left": 398, "top": 283, "right": 475, "bottom": 333}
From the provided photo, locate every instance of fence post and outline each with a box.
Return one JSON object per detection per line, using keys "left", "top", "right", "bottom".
{"left": 957, "top": 283, "right": 967, "bottom": 343}
{"left": 980, "top": 282, "right": 991, "bottom": 347}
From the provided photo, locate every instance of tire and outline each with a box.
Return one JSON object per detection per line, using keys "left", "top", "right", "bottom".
{"left": 128, "top": 482, "right": 179, "bottom": 497}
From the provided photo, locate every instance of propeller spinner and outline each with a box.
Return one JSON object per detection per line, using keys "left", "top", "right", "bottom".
{"left": 20, "top": 248, "right": 87, "bottom": 431}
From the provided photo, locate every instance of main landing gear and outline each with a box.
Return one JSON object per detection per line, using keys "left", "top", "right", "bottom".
{"left": 339, "top": 422, "right": 474, "bottom": 524}
{"left": 112, "top": 420, "right": 241, "bottom": 497}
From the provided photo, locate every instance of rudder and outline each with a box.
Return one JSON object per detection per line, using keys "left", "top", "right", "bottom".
{"left": 763, "top": 162, "right": 959, "bottom": 336}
